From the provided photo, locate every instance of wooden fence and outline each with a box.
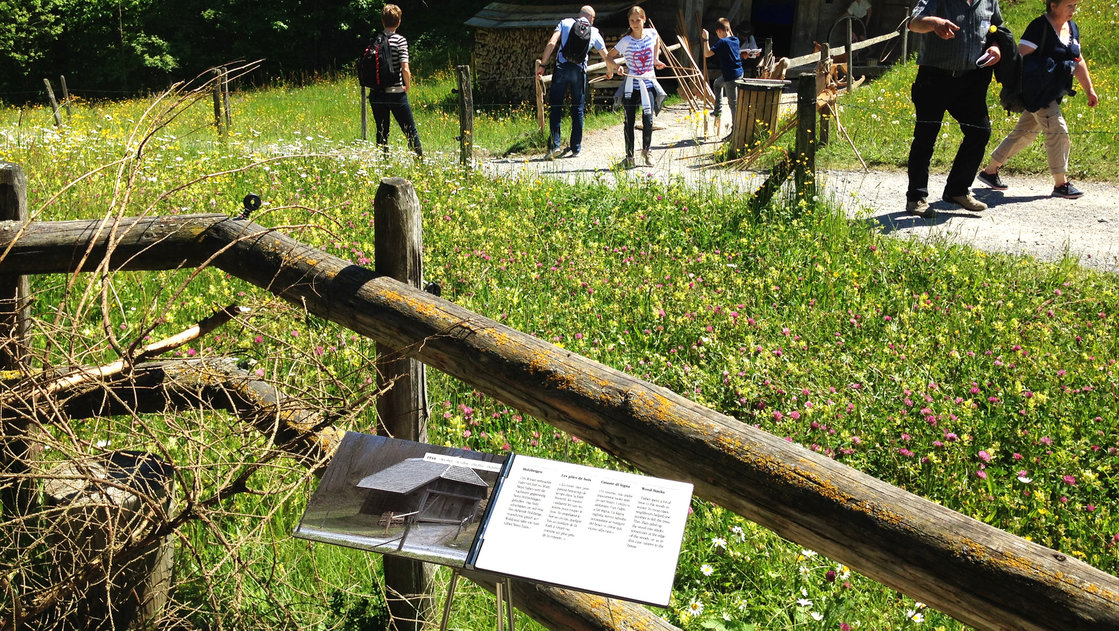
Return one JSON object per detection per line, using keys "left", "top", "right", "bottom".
{"left": 2, "top": 165, "right": 1119, "bottom": 629}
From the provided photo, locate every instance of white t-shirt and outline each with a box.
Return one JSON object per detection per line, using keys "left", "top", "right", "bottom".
{"left": 847, "top": 0, "right": 872, "bottom": 20}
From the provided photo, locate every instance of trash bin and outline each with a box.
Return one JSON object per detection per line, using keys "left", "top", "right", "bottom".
{"left": 731, "top": 78, "right": 790, "bottom": 157}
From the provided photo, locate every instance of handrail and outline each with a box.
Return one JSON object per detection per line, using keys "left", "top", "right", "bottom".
{"left": 2, "top": 211, "right": 1118, "bottom": 630}
{"left": 784, "top": 29, "right": 901, "bottom": 70}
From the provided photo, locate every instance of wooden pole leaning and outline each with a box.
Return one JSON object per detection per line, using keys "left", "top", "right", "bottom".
{"left": 59, "top": 75, "right": 72, "bottom": 122}
{"left": 42, "top": 79, "right": 62, "bottom": 127}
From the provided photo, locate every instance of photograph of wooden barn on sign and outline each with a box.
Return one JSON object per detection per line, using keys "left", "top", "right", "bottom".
{"left": 294, "top": 433, "right": 507, "bottom": 567}
{"left": 356, "top": 458, "right": 489, "bottom": 530}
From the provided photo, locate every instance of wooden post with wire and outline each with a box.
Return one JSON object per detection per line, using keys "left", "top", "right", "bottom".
{"left": 456, "top": 65, "right": 474, "bottom": 166}
{"left": 59, "top": 75, "right": 72, "bottom": 122}
{"left": 795, "top": 73, "right": 817, "bottom": 201}
{"left": 222, "top": 66, "right": 232, "bottom": 128}
{"left": 845, "top": 20, "right": 858, "bottom": 91}
{"left": 374, "top": 177, "right": 434, "bottom": 631}
{"left": 212, "top": 69, "right": 224, "bottom": 135}
{"left": 0, "top": 161, "right": 32, "bottom": 517}
{"left": 361, "top": 85, "right": 369, "bottom": 140}
{"left": 42, "top": 79, "right": 62, "bottom": 127}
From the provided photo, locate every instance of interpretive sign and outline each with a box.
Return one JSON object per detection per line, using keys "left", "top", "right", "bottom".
{"left": 294, "top": 432, "right": 693, "bottom": 606}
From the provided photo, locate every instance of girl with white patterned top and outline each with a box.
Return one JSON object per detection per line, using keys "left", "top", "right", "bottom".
{"left": 607, "top": 6, "right": 666, "bottom": 168}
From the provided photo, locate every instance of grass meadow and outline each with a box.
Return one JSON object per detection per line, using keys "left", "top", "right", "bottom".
{"left": 2, "top": 2, "right": 1119, "bottom": 628}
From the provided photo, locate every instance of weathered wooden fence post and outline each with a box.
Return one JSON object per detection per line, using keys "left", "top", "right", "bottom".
{"left": 845, "top": 19, "right": 857, "bottom": 91}
{"left": 59, "top": 75, "right": 72, "bottom": 122}
{"left": 0, "top": 161, "right": 33, "bottom": 517}
{"left": 903, "top": 2, "right": 913, "bottom": 59}
{"left": 795, "top": 73, "right": 817, "bottom": 201}
{"left": 373, "top": 177, "right": 434, "bottom": 631}
{"left": 361, "top": 86, "right": 369, "bottom": 141}
{"left": 818, "top": 44, "right": 832, "bottom": 148}
{"left": 456, "top": 65, "right": 474, "bottom": 167}
{"left": 42, "top": 79, "right": 62, "bottom": 127}
{"left": 222, "top": 66, "right": 232, "bottom": 128}
{"left": 44, "top": 451, "right": 175, "bottom": 629}
{"left": 212, "top": 69, "right": 224, "bottom": 136}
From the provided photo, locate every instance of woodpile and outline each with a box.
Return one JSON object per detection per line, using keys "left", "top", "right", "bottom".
{"left": 473, "top": 27, "right": 553, "bottom": 102}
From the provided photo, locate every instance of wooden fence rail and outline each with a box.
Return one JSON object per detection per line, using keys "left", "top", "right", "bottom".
{"left": 1, "top": 209, "right": 1118, "bottom": 630}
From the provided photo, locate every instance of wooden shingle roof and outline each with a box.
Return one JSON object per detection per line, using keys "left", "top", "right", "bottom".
{"left": 465, "top": 2, "right": 639, "bottom": 29}
{"left": 356, "top": 458, "right": 488, "bottom": 495}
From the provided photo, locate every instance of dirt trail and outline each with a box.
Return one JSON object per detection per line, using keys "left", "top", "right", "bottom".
{"left": 483, "top": 102, "right": 1119, "bottom": 273}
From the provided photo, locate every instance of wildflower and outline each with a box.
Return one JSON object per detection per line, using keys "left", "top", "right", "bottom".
{"left": 701, "top": 563, "right": 714, "bottom": 576}
{"left": 687, "top": 598, "right": 704, "bottom": 616}
{"left": 811, "top": 611, "right": 825, "bottom": 621}
{"left": 978, "top": 450, "right": 992, "bottom": 462}
{"left": 797, "top": 598, "right": 813, "bottom": 607}
{"left": 1063, "top": 475, "right": 1077, "bottom": 486}
{"left": 712, "top": 537, "right": 727, "bottom": 549}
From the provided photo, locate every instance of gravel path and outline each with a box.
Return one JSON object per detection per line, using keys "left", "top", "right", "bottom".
{"left": 483, "top": 102, "right": 1119, "bottom": 273}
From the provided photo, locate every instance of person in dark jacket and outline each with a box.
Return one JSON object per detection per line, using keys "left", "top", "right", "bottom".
{"left": 904, "top": 0, "right": 1004, "bottom": 218}
{"left": 702, "top": 18, "right": 744, "bottom": 137}
{"left": 977, "top": 0, "right": 1098, "bottom": 199}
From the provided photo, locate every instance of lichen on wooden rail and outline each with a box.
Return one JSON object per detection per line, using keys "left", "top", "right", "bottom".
{"left": 2, "top": 214, "right": 1119, "bottom": 630}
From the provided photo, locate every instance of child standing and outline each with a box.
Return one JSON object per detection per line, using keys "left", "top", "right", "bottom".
{"left": 702, "top": 18, "right": 744, "bottom": 137}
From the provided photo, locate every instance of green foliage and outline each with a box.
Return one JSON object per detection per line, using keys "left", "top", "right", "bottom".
{"left": 0, "top": 0, "right": 64, "bottom": 82}
{"left": 0, "top": 0, "right": 492, "bottom": 100}
{"left": 327, "top": 589, "right": 390, "bottom": 631}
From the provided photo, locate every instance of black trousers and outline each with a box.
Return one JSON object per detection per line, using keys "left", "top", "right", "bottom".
{"left": 907, "top": 66, "right": 993, "bottom": 201}
{"left": 369, "top": 90, "right": 422, "bottom": 156}
{"left": 623, "top": 91, "right": 654, "bottom": 160}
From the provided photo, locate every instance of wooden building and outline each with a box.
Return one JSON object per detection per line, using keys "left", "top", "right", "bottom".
{"left": 356, "top": 458, "right": 489, "bottom": 524}
{"left": 466, "top": 0, "right": 911, "bottom": 101}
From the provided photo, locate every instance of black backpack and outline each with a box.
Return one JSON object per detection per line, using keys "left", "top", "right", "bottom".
{"left": 560, "top": 19, "right": 592, "bottom": 64}
{"left": 357, "top": 32, "right": 398, "bottom": 89}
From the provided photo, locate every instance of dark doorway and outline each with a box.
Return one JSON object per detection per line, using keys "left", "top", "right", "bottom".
{"left": 752, "top": 0, "right": 797, "bottom": 57}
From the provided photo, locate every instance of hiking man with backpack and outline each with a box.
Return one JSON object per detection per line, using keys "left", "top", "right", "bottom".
{"left": 536, "top": 5, "right": 620, "bottom": 160}
{"left": 362, "top": 4, "right": 422, "bottom": 158}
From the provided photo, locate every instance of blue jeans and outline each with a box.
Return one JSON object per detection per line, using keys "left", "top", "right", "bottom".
{"left": 369, "top": 90, "right": 423, "bottom": 156}
{"left": 549, "top": 62, "right": 587, "bottom": 153}
{"left": 712, "top": 75, "right": 738, "bottom": 122}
